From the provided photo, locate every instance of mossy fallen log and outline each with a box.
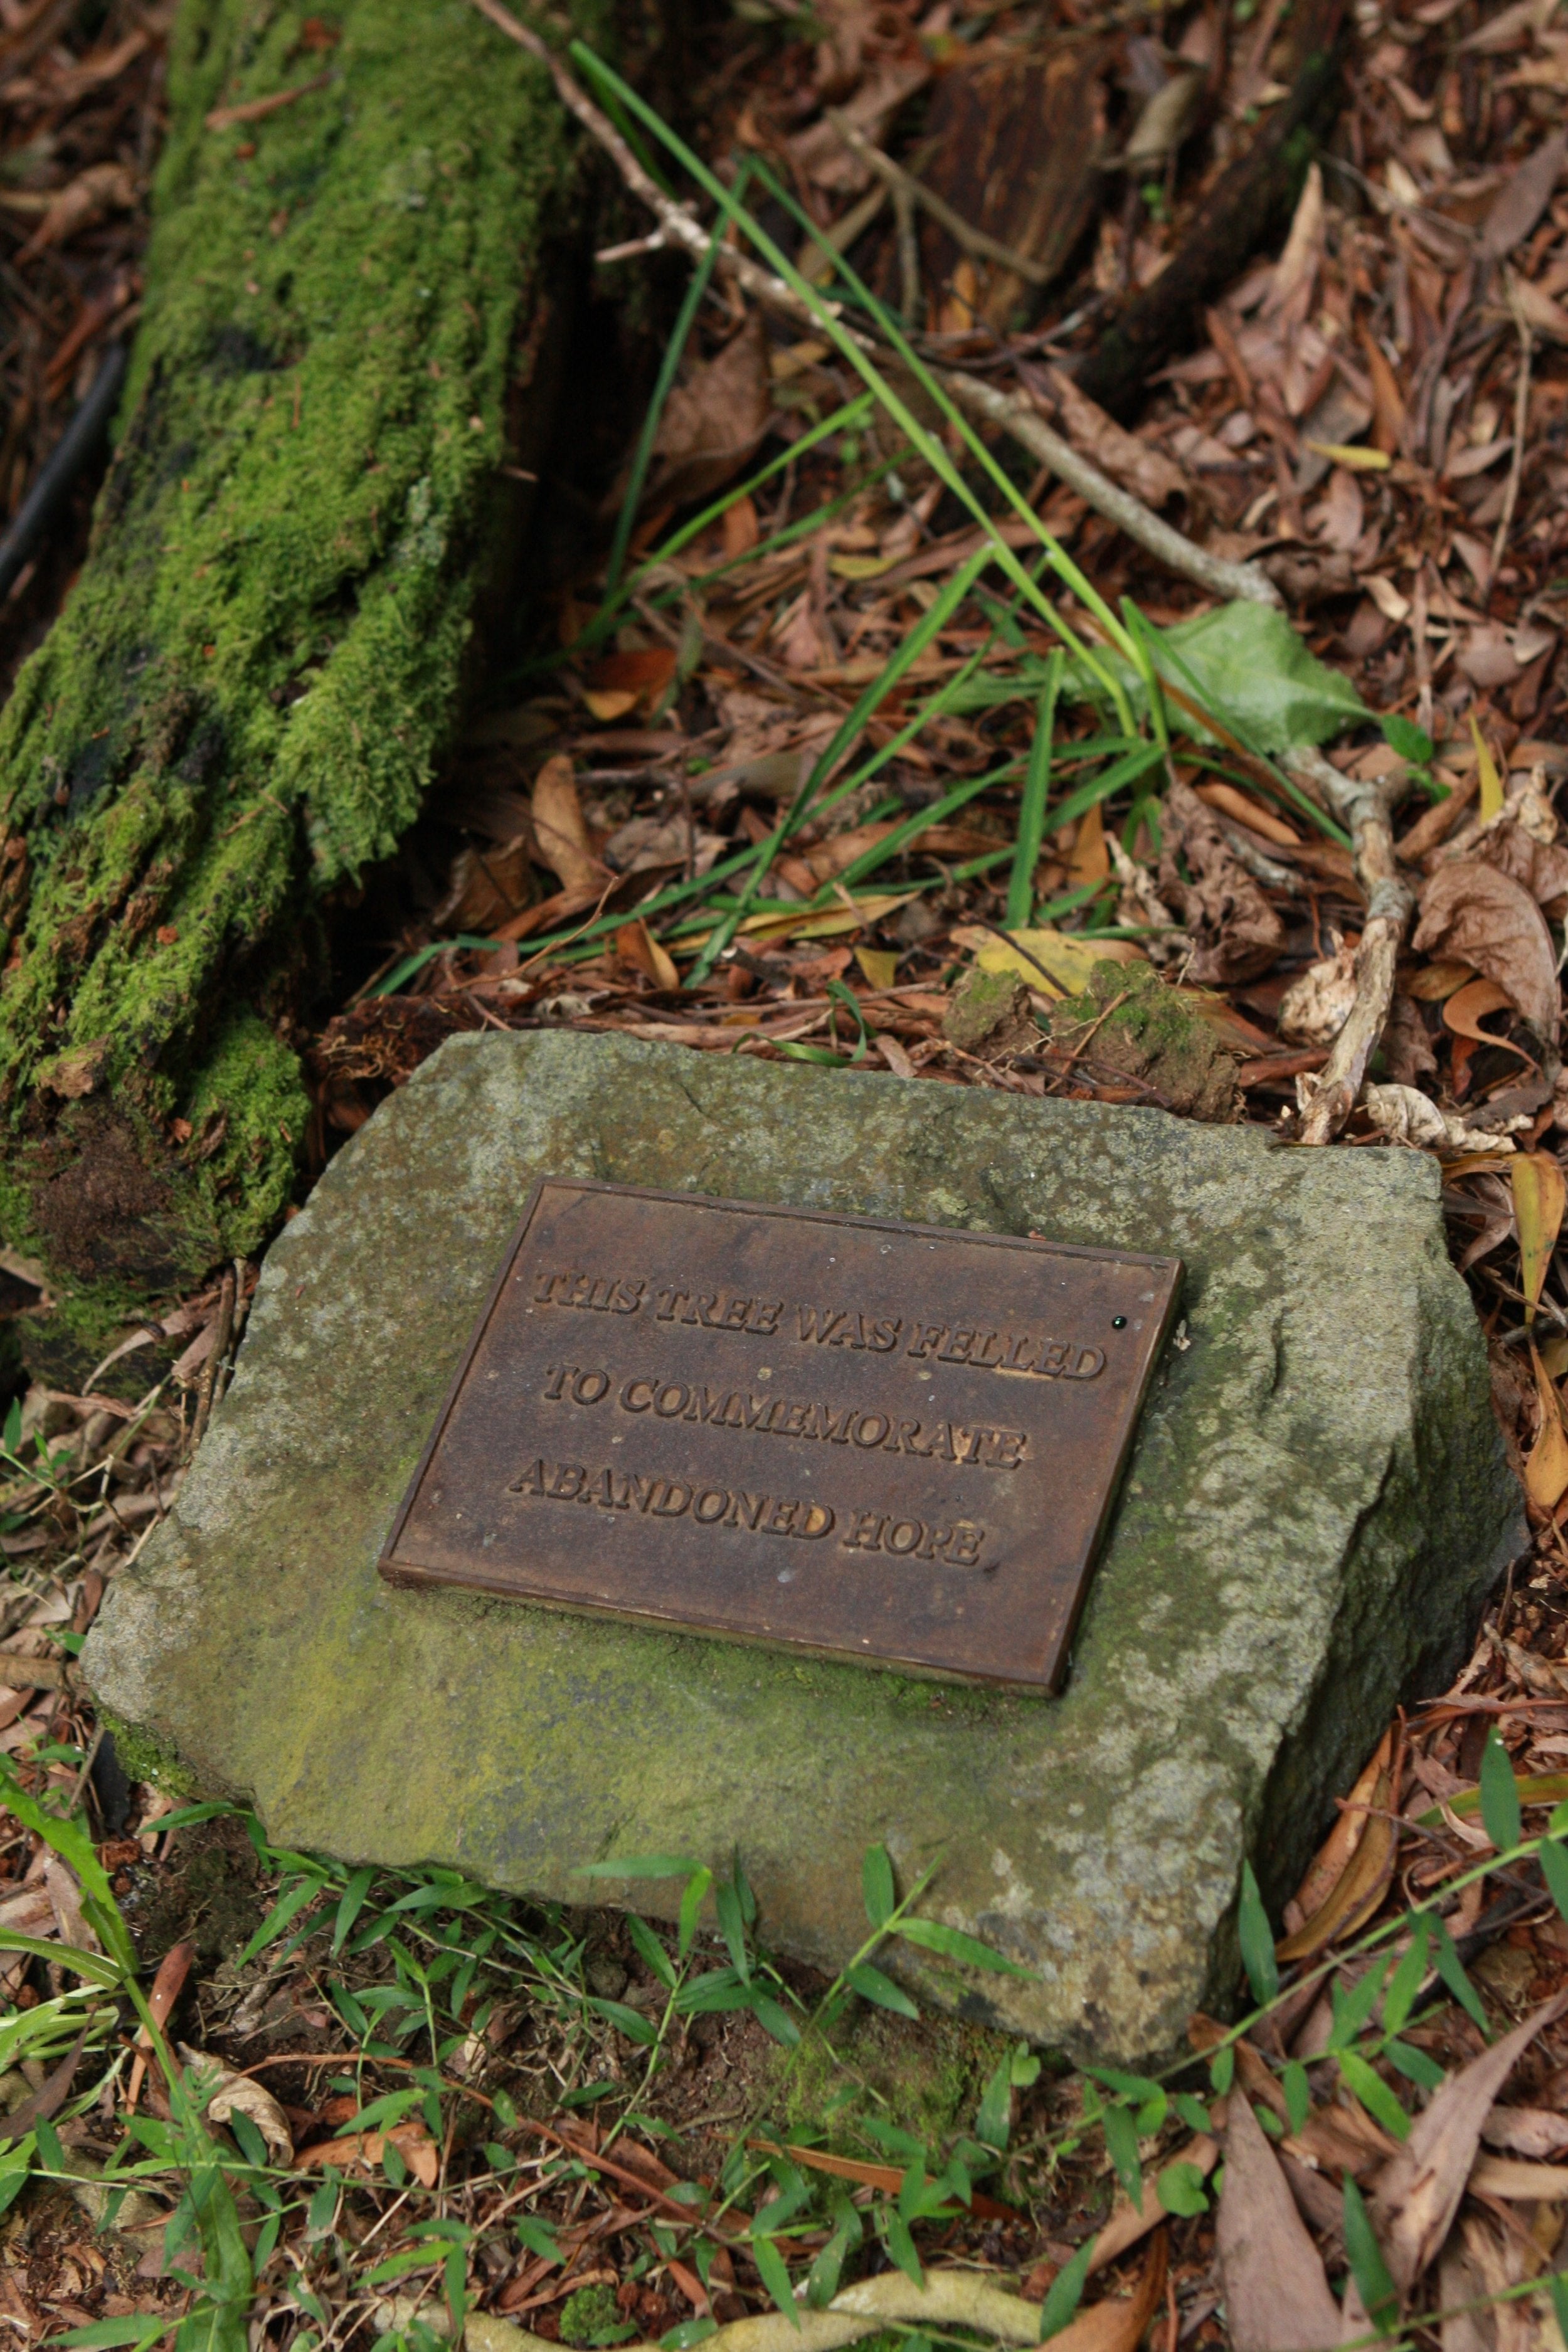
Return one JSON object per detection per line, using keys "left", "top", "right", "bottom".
{"left": 0, "top": 0, "right": 601, "bottom": 1379}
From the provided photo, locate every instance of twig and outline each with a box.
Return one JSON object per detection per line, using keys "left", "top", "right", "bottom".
{"left": 189, "top": 1263, "right": 236, "bottom": 1451}
{"left": 0, "top": 1643, "right": 83, "bottom": 1692}
{"left": 825, "top": 109, "right": 1054, "bottom": 287}
{"left": 0, "top": 343, "right": 125, "bottom": 603}
{"left": 1284, "top": 746, "right": 1415, "bottom": 1144}
{"left": 893, "top": 184, "right": 920, "bottom": 328}
{"left": 1491, "top": 288, "right": 1533, "bottom": 591}
{"left": 463, "top": 0, "right": 1283, "bottom": 612}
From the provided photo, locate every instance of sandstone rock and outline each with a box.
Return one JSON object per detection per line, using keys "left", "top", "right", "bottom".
{"left": 84, "top": 1032, "right": 1520, "bottom": 2060}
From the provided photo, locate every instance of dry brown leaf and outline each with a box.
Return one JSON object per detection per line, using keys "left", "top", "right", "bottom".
{"left": 531, "top": 756, "right": 600, "bottom": 894}
{"left": 1370, "top": 1986, "right": 1568, "bottom": 2292}
{"left": 1288, "top": 1732, "right": 1393, "bottom": 1925}
{"left": 647, "top": 315, "right": 771, "bottom": 512}
{"left": 1470, "top": 817, "right": 1568, "bottom": 918}
{"left": 177, "top": 2044, "right": 293, "bottom": 2164}
{"left": 1480, "top": 128, "right": 1567, "bottom": 258}
{"left": 1278, "top": 940, "right": 1359, "bottom": 1047}
{"left": 1412, "top": 862, "right": 1560, "bottom": 1043}
{"left": 1479, "top": 2104, "right": 1568, "bottom": 2157}
{"left": 1158, "top": 781, "right": 1284, "bottom": 985}
{"left": 294, "top": 2119, "right": 440, "bottom": 2186}
{"left": 1048, "top": 369, "right": 1192, "bottom": 509}
{"left": 615, "top": 919, "right": 679, "bottom": 993}
{"left": 1217, "top": 2084, "right": 1342, "bottom": 2352}
{"left": 1051, "top": 2230, "right": 1168, "bottom": 2352}
{"left": 1192, "top": 782, "right": 1301, "bottom": 847}
{"left": 1276, "top": 1762, "right": 1396, "bottom": 1961}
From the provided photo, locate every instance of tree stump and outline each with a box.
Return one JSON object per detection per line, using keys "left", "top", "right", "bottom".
{"left": 0, "top": 0, "right": 596, "bottom": 1377}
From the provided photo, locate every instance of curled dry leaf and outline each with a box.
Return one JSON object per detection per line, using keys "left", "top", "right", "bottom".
{"left": 1278, "top": 939, "right": 1358, "bottom": 1046}
{"left": 1047, "top": 369, "right": 1192, "bottom": 510}
{"left": 1511, "top": 1152, "right": 1565, "bottom": 1322}
{"left": 1468, "top": 817, "right": 1568, "bottom": 919}
{"left": 1157, "top": 781, "right": 1284, "bottom": 985}
{"left": 1525, "top": 1342, "right": 1568, "bottom": 1512}
{"left": 1361, "top": 1085, "right": 1523, "bottom": 1155}
{"left": 1478, "top": 2105, "right": 1568, "bottom": 2158}
{"left": 1370, "top": 1986, "right": 1568, "bottom": 2294}
{"left": 1217, "top": 2080, "right": 1342, "bottom": 2352}
{"left": 1412, "top": 862, "right": 1560, "bottom": 1044}
{"left": 530, "top": 756, "right": 600, "bottom": 894}
{"left": 177, "top": 2043, "right": 294, "bottom": 2164}
{"left": 645, "top": 313, "right": 772, "bottom": 512}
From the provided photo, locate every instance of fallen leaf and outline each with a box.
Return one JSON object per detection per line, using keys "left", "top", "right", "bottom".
{"left": 1362, "top": 1084, "right": 1523, "bottom": 1155}
{"left": 645, "top": 314, "right": 771, "bottom": 512}
{"left": 1288, "top": 1732, "right": 1393, "bottom": 1927}
{"left": 1305, "top": 440, "right": 1391, "bottom": 472}
{"left": 1513, "top": 1154, "right": 1565, "bottom": 1322}
{"left": 294, "top": 2119, "right": 439, "bottom": 2186}
{"left": 1051, "top": 2230, "right": 1168, "bottom": 2352}
{"left": 1158, "top": 780, "right": 1285, "bottom": 985}
{"left": 615, "top": 919, "right": 679, "bottom": 993}
{"left": 1471, "top": 714, "right": 1504, "bottom": 821}
{"left": 955, "top": 924, "right": 1146, "bottom": 995}
{"left": 177, "top": 2045, "right": 293, "bottom": 2164}
{"left": 1508, "top": 272, "right": 1568, "bottom": 341}
{"left": 1404, "top": 960, "right": 1475, "bottom": 1001}
{"left": 1479, "top": 2106, "right": 1568, "bottom": 2157}
{"left": 1276, "top": 1762, "right": 1396, "bottom": 1959}
{"left": 531, "top": 756, "right": 600, "bottom": 893}
{"left": 1480, "top": 127, "right": 1567, "bottom": 258}
{"left": 855, "top": 947, "right": 899, "bottom": 991}
{"left": 1068, "top": 798, "right": 1111, "bottom": 887}
{"left": 1089, "top": 2137, "right": 1219, "bottom": 2273}
{"left": 1526, "top": 1343, "right": 1568, "bottom": 1510}
{"left": 585, "top": 647, "right": 677, "bottom": 718}
{"left": 1372, "top": 1988, "right": 1568, "bottom": 2291}
{"left": 1217, "top": 2082, "right": 1342, "bottom": 2351}
{"left": 1278, "top": 939, "right": 1358, "bottom": 1046}
{"left": 1412, "top": 862, "right": 1560, "bottom": 1043}
{"left": 0, "top": 2028, "right": 90, "bottom": 2150}
{"left": 1466, "top": 2151, "right": 1568, "bottom": 2198}
{"left": 1443, "top": 975, "right": 1532, "bottom": 1056}
{"left": 1049, "top": 369, "right": 1192, "bottom": 509}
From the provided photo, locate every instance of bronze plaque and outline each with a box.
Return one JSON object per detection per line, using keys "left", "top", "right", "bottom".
{"left": 379, "top": 1181, "right": 1181, "bottom": 1694}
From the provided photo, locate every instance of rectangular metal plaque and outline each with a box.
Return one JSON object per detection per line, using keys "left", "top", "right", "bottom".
{"left": 379, "top": 1181, "right": 1182, "bottom": 1694}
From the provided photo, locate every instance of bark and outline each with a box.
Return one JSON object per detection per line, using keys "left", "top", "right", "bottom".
{"left": 0, "top": 0, "right": 601, "bottom": 1376}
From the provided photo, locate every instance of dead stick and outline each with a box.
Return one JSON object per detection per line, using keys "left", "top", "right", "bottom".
{"left": 462, "top": 0, "right": 1283, "bottom": 613}
{"left": 825, "top": 110, "right": 1053, "bottom": 287}
{"left": 0, "top": 1645, "right": 82, "bottom": 1692}
{"left": 1284, "top": 746, "right": 1414, "bottom": 1145}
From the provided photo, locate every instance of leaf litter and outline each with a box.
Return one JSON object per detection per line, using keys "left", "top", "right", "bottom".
{"left": 17, "top": 0, "right": 1568, "bottom": 2343}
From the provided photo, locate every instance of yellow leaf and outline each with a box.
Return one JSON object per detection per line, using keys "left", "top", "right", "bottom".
{"left": 1404, "top": 959, "right": 1476, "bottom": 1002}
{"left": 952, "top": 924, "right": 1147, "bottom": 997}
{"left": 1513, "top": 1153, "right": 1565, "bottom": 1323}
{"left": 854, "top": 946, "right": 899, "bottom": 990}
{"left": 581, "top": 687, "right": 639, "bottom": 723}
{"left": 1470, "top": 711, "right": 1504, "bottom": 822}
{"left": 1304, "top": 440, "right": 1392, "bottom": 472}
{"left": 1528, "top": 1342, "right": 1568, "bottom": 1510}
{"left": 830, "top": 554, "right": 894, "bottom": 580}
{"left": 1068, "top": 798, "right": 1110, "bottom": 886}
{"left": 1541, "top": 1334, "right": 1568, "bottom": 1380}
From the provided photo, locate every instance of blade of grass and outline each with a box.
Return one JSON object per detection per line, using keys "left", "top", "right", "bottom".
{"left": 568, "top": 52, "right": 1140, "bottom": 725}
{"left": 600, "top": 168, "right": 747, "bottom": 607}
{"left": 1005, "top": 652, "right": 1062, "bottom": 929}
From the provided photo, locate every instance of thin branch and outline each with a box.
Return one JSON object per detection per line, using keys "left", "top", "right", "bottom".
{"left": 825, "top": 108, "right": 1054, "bottom": 287}
{"left": 463, "top": 0, "right": 1285, "bottom": 613}
{"left": 1284, "top": 746, "right": 1415, "bottom": 1144}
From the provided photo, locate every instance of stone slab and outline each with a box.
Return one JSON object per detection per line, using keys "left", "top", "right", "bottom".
{"left": 83, "top": 1032, "right": 1522, "bottom": 2060}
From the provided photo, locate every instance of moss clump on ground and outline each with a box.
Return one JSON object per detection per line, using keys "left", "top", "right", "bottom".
{"left": 558, "top": 2284, "right": 626, "bottom": 2346}
{"left": 1045, "top": 960, "right": 1240, "bottom": 1121}
{"left": 762, "top": 2003, "right": 1009, "bottom": 2156}
{"left": 0, "top": 0, "right": 600, "bottom": 1366}
{"left": 97, "top": 1708, "right": 196, "bottom": 1799}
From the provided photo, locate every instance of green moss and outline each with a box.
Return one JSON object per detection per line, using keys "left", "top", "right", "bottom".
{"left": 763, "top": 2007, "right": 1007, "bottom": 2155}
{"left": 97, "top": 1707, "right": 196, "bottom": 1798}
{"left": 1046, "top": 961, "right": 1239, "bottom": 1121}
{"left": 558, "top": 2285, "right": 625, "bottom": 2346}
{"left": 0, "top": 0, "right": 600, "bottom": 1321}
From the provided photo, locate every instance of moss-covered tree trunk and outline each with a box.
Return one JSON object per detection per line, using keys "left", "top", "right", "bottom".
{"left": 0, "top": 0, "right": 601, "bottom": 1379}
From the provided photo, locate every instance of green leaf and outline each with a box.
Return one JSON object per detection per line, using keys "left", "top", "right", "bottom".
{"left": 577, "top": 1855, "right": 702, "bottom": 1879}
{"left": 847, "top": 1962, "right": 919, "bottom": 2020}
{"left": 1430, "top": 1914, "right": 1490, "bottom": 2037}
{"left": 35, "top": 2117, "right": 64, "bottom": 2173}
{"left": 1480, "top": 1728, "right": 1523, "bottom": 1853}
{"left": 1337, "top": 2050, "right": 1410, "bottom": 2143}
{"left": 1384, "top": 2039, "right": 1446, "bottom": 2092}
{"left": 677, "top": 1868, "right": 712, "bottom": 1959}
{"left": 1328, "top": 1957, "right": 1391, "bottom": 2053}
{"left": 975, "top": 2052, "right": 1013, "bottom": 2152}
{"left": 894, "top": 1917, "right": 1032, "bottom": 1976}
{"left": 714, "top": 1877, "right": 750, "bottom": 1984}
{"left": 1208, "top": 2045, "right": 1235, "bottom": 2096}
{"left": 233, "top": 1874, "right": 324, "bottom": 1971}
{"left": 45, "top": 2324, "right": 167, "bottom": 2349}
{"left": 1101, "top": 2103, "right": 1143, "bottom": 2205}
{"left": 1550, "top": 2273, "right": 1568, "bottom": 2343}
{"left": 1156, "top": 2161, "right": 1209, "bottom": 2218}
{"left": 1236, "top": 1862, "right": 1278, "bottom": 2007}
{"left": 331, "top": 1869, "right": 376, "bottom": 1957}
{"left": 1342, "top": 2177, "right": 1400, "bottom": 2334}
{"left": 1382, "top": 714, "right": 1434, "bottom": 765}
{"left": 1173, "top": 2092, "right": 1212, "bottom": 2135}
{"left": 1010, "top": 2045, "right": 1041, "bottom": 2089}
{"left": 750, "top": 2232, "right": 800, "bottom": 2328}
{"left": 1039, "top": 2239, "right": 1096, "bottom": 2342}
{"left": 1382, "top": 1922, "right": 1430, "bottom": 2037}
{"left": 627, "top": 1915, "right": 678, "bottom": 1993}
{"left": 1066, "top": 601, "right": 1369, "bottom": 755}
{"left": 516, "top": 2217, "right": 561, "bottom": 2264}
{"left": 880, "top": 2205, "right": 924, "bottom": 2289}
{"left": 862, "top": 1845, "right": 895, "bottom": 1931}
{"left": 0, "top": 1931, "right": 119, "bottom": 1988}
{"left": 746, "top": 1992, "right": 801, "bottom": 2048}
{"left": 1281, "top": 2062, "right": 1310, "bottom": 2136}
{"left": 1542, "top": 1838, "right": 1568, "bottom": 1922}
{"left": 588, "top": 1998, "right": 658, "bottom": 2047}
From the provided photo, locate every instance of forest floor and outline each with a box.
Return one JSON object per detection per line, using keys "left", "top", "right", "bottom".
{"left": 8, "top": 0, "right": 1568, "bottom": 2344}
